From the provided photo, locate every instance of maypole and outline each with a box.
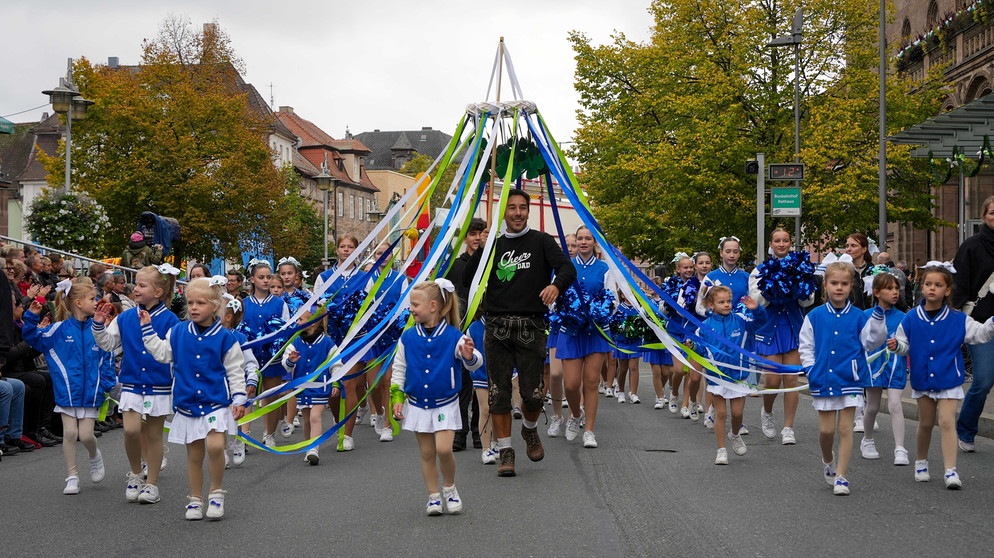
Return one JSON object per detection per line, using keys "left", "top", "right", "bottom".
{"left": 487, "top": 37, "right": 504, "bottom": 226}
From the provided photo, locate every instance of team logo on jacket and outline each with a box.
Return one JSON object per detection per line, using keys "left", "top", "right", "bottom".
{"left": 496, "top": 250, "right": 532, "bottom": 282}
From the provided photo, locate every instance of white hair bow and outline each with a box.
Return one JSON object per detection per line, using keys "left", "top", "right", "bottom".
{"left": 919, "top": 260, "right": 956, "bottom": 274}
{"left": 247, "top": 258, "right": 268, "bottom": 272}
{"left": 815, "top": 252, "right": 854, "bottom": 276}
{"left": 435, "top": 278, "right": 455, "bottom": 301}
{"left": 208, "top": 275, "right": 228, "bottom": 287}
{"left": 222, "top": 293, "right": 242, "bottom": 312}
{"left": 867, "top": 237, "right": 879, "bottom": 256}
{"left": 671, "top": 251, "right": 690, "bottom": 263}
{"left": 278, "top": 256, "right": 301, "bottom": 268}
{"left": 155, "top": 263, "right": 181, "bottom": 276}
{"left": 717, "top": 236, "right": 740, "bottom": 249}
{"left": 55, "top": 278, "right": 72, "bottom": 297}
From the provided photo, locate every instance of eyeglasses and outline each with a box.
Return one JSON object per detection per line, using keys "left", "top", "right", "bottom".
{"left": 4, "top": 267, "right": 14, "bottom": 271}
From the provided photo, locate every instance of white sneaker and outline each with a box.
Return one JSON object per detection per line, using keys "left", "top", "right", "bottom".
{"left": 689, "top": 406, "right": 700, "bottom": 422}
{"left": 89, "top": 450, "right": 105, "bottom": 483}
{"left": 224, "top": 450, "right": 230, "bottom": 469}
{"left": 738, "top": 424, "right": 750, "bottom": 436}
{"left": 823, "top": 457, "right": 837, "bottom": 486}
{"left": 853, "top": 417, "right": 865, "bottom": 433}
{"left": 232, "top": 439, "right": 246, "bottom": 466}
{"left": 442, "top": 485, "right": 463, "bottom": 514}
{"left": 629, "top": 393, "right": 641, "bottom": 404}
{"left": 605, "top": 387, "right": 615, "bottom": 398}
{"left": 340, "top": 435, "right": 355, "bottom": 451}
{"left": 582, "top": 430, "right": 598, "bottom": 448}
{"left": 426, "top": 493, "right": 443, "bottom": 516}
{"left": 63, "top": 475, "right": 80, "bottom": 495}
{"left": 945, "top": 468, "right": 962, "bottom": 489}
{"left": 370, "top": 413, "right": 379, "bottom": 431}
{"left": 958, "top": 439, "right": 976, "bottom": 453}
{"left": 206, "top": 489, "right": 226, "bottom": 520}
{"left": 306, "top": 448, "right": 320, "bottom": 465}
{"left": 873, "top": 419, "right": 880, "bottom": 432}
{"left": 160, "top": 450, "right": 168, "bottom": 472}
{"left": 915, "top": 459, "right": 930, "bottom": 482}
{"left": 356, "top": 404, "right": 368, "bottom": 425}
{"left": 138, "top": 483, "right": 160, "bottom": 504}
{"left": 565, "top": 413, "right": 583, "bottom": 441}
{"left": 481, "top": 446, "right": 498, "bottom": 464}
{"left": 125, "top": 471, "right": 142, "bottom": 502}
{"left": 292, "top": 415, "right": 301, "bottom": 428}
{"left": 760, "top": 410, "right": 776, "bottom": 439}
{"left": 704, "top": 407, "right": 715, "bottom": 430}
{"left": 680, "top": 406, "right": 691, "bottom": 419}
{"left": 662, "top": 394, "right": 670, "bottom": 406}
{"left": 373, "top": 413, "right": 386, "bottom": 436}
{"left": 780, "top": 427, "right": 796, "bottom": 445}
{"left": 547, "top": 415, "right": 564, "bottom": 437}
{"left": 894, "top": 446, "right": 910, "bottom": 466}
{"left": 715, "top": 447, "right": 729, "bottom": 465}
{"left": 598, "top": 381, "right": 606, "bottom": 394}
{"left": 380, "top": 428, "right": 394, "bottom": 442}
{"left": 728, "top": 432, "right": 747, "bottom": 456}
{"left": 654, "top": 397, "right": 665, "bottom": 410}
{"left": 696, "top": 403, "right": 705, "bottom": 414}
{"left": 263, "top": 433, "right": 276, "bottom": 448}
{"left": 616, "top": 392, "right": 626, "bottom": 404}
{"left": 860, "top": 437, "right": 880, "bottom": 460}
{"left": 278, "top": 418, "right": 294, "bottom": 438}
{"left": 185, "top": 498, "right": 204, "bottom": 520}
{"left": 668, "top": 400, "right": 678, "bottom": 414}
{"left": 834, "top": 475, "right": 850, "bottom": 495}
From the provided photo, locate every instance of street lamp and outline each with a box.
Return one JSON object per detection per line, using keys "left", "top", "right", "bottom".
{"left": 768, "top": 9, "right": 803, "bottom": 250}
{"left": 314, "top": 153, "right": 336, "bottom": 269}
{"left": 42, "top": 58, "right": 94, "bottom": 192}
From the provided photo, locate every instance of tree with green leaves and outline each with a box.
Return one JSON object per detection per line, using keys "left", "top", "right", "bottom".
{"left": 570, "top": 0, "right": 949, "bottom": 263}
{"left": 40, "top": 17, "right": 301, "bottom": 264}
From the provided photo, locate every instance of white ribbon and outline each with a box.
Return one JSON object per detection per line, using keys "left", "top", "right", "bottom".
{"left": 155, "top": 263, "right": 181, "bottom": 276}
{"left": 717, "top": 236, "right": 740, "bottom": 249}
{"left": 435, "top": 278, "right": 455, "bottom": 301}
{"left": 222, "top": 293, "right": 242, "bottom": 313}
{"left": 671, "top": 251, "right": 690, "bottom": 264}
{"left": 919, "top": 260, "right": 957, "bottom": 274}
{"left": 247, "top": 258, "right": 268, "bottom": 273}
{"left": 278, "top": 256, "right": 301, "bottom": 268}
{"left": 55, "top": 278, "right": 72, "bottom": 297}
{"left": 208, "top": 275, "right": 228, "bottom": 287}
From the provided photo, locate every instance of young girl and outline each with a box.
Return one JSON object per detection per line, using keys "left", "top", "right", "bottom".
{"left": 545, "top": 232, "right": 577, "bottom": 436}
{"left": 219, "top": 293, "right": 259, "bottom": 467}
{"left": 887, "top": 264, "right": 994, "bottom": 489}
{"left": 282, "top": 304, "right": 342, "bottom": 465}
{"left": 665, "top": 255, "right": 695, "bottom": 418}
{"left": 93, "top": 265, "right": 180, "bottom": 504}
{"left": 679, "top": 252, "right": 711, "bottom": 420}
{"left": 559, "top": 226, "right": 616, "bottom": 448}
{"left": 799, "top": 262, "right": 886, "bottom": 495}
{"left": 696, "top": 286, "right": 767, "bottom": 465}
{"left": 750, "top": 228, "right": 816, "bottom": 445}
{"left": 238, "top": 260, "right": 290, "bottom": 447}
{"left": 141, "top": 278, "right": 248, "bottom": 519}
{"left": 269, "top": 274, "right": 285, "bottom": 298}
{"left": 860, "top": 273, "right": 908, "bottom": 465}
{"left": 390, "top": 279, "right": 481, "bottom": 515}
{"left": 612, "top": 293, "right": 643, "bottom": 404}
{"left": 24, "top": 278, "right": 117, "bottom": 495}
{"left": 277, "top": 257, "right": 311, "bottom": 429}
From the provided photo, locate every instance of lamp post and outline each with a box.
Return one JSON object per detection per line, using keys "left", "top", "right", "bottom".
{"left": 42, "top": 58, "right": 94, "bottom": 192}
{"left": 768, "top": 9, "right": 803, "bottom": 250}
{"left": 314, "top": 154, "right": 335, "bottom": 269}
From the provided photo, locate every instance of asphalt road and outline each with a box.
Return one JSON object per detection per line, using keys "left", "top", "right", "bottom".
{"left": 4, "top": 364, "right": 993, "bottom": 557}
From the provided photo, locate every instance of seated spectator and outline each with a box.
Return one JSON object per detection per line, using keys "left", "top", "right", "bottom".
{"left": 0, "top": 375, "right": 33, "bottom": 455}
{"left": 4, "top": 295, "right": 59, "bottom": 446}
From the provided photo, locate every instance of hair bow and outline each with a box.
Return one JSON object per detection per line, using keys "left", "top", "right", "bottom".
{"left": 278, "top": 256, "right": 301, "bottom": 268}
{"left": 919, "top": 260, "right": 956, "bottom": 273}
{"left": 155, "top": 263, "right": 181, "bottom": 276}
{"left": 56, "top": 278, "right": 73, "bottom": 297}
{"left": 247, "top": 258, "right": 269, "bottom": 272}
{"left": 815, "top": 252, "right": 854, "bottom": 276}
{"left": 867, "top": 237, "right": 880, "bottom": 256}
{"left": 208, "top": 275, "right": 228, "bottom": 287}
{"left": 222, "top": 293, "right": 242, "bottom": 313}
{"left": 435, "top": 278, "right": 455, "bottom": 301}
{"left": 302, "top": 271, "right": 310, "bottom": 279}
{"left": 717, "top": 236, "right": 740, "bottom": 249}
{"left": 671, "top": 251, "right": 690, "bottom": 263}
{"left": 869, "top": 264, "right": 891, "bottom": 276}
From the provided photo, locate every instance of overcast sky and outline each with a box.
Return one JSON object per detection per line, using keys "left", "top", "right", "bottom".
{"left": 2, "top": 0, "right": 654, "bottom": 143}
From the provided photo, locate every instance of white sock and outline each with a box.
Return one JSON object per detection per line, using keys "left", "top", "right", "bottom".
{"left": 522, "top": 419, "right": 537, "bottom": 429}
{"left": 497, "top": 437, "right": 512, "bottom": 450}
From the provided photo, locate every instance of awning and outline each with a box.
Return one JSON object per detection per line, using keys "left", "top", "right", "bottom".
{"left": 889, "top": 93, "right": 994, "bottom": 158}
{"left": 0, "top": 116, "right": 13, "bottom": 134}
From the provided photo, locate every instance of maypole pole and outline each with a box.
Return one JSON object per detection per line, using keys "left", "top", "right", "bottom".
{"left": 487, "top": 37, "right": 505, "bottom": 226}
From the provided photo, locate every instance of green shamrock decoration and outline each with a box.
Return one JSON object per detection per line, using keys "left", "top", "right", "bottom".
{"left": 496, "top": 259, "right": 516, "bottom": 282}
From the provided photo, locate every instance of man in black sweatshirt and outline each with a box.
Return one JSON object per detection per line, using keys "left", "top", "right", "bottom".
{"left": 464, "top": 189, "right": 576, "bottom": 477}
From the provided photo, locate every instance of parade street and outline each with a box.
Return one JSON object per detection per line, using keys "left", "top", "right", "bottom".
{"left": 4, "top": 364, "right": 991, "bottom": 557}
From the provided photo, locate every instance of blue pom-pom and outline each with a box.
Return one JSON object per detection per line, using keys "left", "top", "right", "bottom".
{"left": 756, "top": 251, "right": 815, "bottom": 305}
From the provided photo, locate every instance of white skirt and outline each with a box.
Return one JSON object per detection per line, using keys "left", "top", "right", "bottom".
{"left": 168, "top": 408, "right": 238, "bottom": 444}
{"left": 119, "top": 392, "right": 172, "bottom": 417}
{"left": 706, "top": 384, "right": 747, "bottom": 400}
{"left": 811, "top": 394, "right": 864, "bottom": 412}
{"left": 912, "top": 387, "right": 964, "bottom": 401}
{"left": 402, "top": 399, "right": 462, "bottom": 434}
{"left": 55, "top": 406, "right": 100, "bottom": 419}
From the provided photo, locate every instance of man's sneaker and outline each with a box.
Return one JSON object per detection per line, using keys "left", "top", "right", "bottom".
{"left": 564, "top": 413, "right": 583, "bottom": 441}
{"left": 278, "top": 418, "right": 294, "bottom": 439}
{"left": 232, "top": 439, "right": 246, "bottom": 466}
{"left": 860, "top": 437, "right": 880, "bottom": 459}
{"left": 582, "top": 431, "right": 598, "bottom": 448}
{"left": 305, "top": 448, "right": 319, "bottom": 465}
{"left": 780, "top": 427, "right": 796, "bottom": 445}
{"left": 715, "top": 447, "right": 729, "bottom": 465}
{"left": 945, "top": 468, "right": 962, "bottom": 489}
{"left": 547, "top": 415, "right": 564, "bottom": 438}
{"left": 629, "top": 393, "right": 641, "bottom": 404}
{"left": 63, "top": 475, "right": 80, "bottom": 495}
{"left": 356, "top": 404, "right": 368, "bottom": 425}
{"left": 914, "top": 459, "right": 930, "bottom": 482}
{"left": 138, "top": 484, "right": 160, "bottom": 504}
{"left": 521, "top": 425, "right": 544, "bottom": 462}
{"left": 823, "top": 456, "right": 837, "bottom": 486}
{"left": 125, "top": 471, "right": 142, "bottom": 502}
{"left": 958, "top": 439, "right": 976, "bottom": 453}
{"left": 605, "top": 387, "right": 615, "bottom": 398}
{"left": 442, "top": 485, "right": 463, "bottom": 514}
{"left": 728, "top": 432, "right": 747, "bottom": 456}
{"left": 853, "top": 417, "right": 865, "bottom": 433}
{"left": 206, "top": 489, "right": 226, "bottom": 520}
{"left": 668, "top": 400, "right": 679, "bottom": 414}
{"left": 426, "top": 493, "right": 443, "bottom": 515}
{"left": 680, "top": 406, "right": 691, "bottom": 419}
{"left": 834, "top": 475, "right": 850, "bottom": 495}
{"left": 616, "top": 391, "right": 626, "bottom": 403}
{"left": 185, "top": 498, "right": 204, "bottom": 520}
{"left": 481, "top": 446, "right": 498, "bottom": 465}
{"left": 380, "top": 428, "right": 394, "bottom": 442}
{"left": 738, "top": 424, "right": 750, "bottom": 436}
{"left": 654, "top": 397, "right": 665, "bottom": 410}
{"left": 512, "top": 406, "right": 523, "bottom": 419}
{"left": 90, "top": 450, "right": 105, "bottom": 483}
{"left": 761, "top": 410, "right": 776, "bottom": 439}
{"left": 497, "top": 448, "right": 516, "bottom": 477}
{"left": 263, "top": 433, "right": 276, "bottom": 448}
{"left": 689, "top": 406, "right": 700, "bottom": 422}
{"left": 894, "top": 446, "right": 910, "bottom": 466}
{"left": 340, "top": 435, "right": 355, "bottom": 452}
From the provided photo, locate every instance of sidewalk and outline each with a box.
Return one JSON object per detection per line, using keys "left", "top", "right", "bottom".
{"left": 880, "top": 379, "right": 994, "bottom": 439}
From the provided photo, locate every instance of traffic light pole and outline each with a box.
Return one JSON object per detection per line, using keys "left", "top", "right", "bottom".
{"left": 757, "top": 152, "right": 765, "bottom": 265}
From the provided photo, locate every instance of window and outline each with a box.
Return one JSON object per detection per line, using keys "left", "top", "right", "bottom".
{"left": 350, "top": 194, "right": 355, "bottom": 219}
{"left": 337, "top": 192, "right": 343, "bottom": 217}
{"left": 901, "top": 18, "right": 911, "bottom": 40}
{"left": 927, "top": 1, "right": 939, "bottom": 29}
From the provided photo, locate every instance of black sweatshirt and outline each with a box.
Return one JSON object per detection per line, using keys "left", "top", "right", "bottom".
{"left": 953, "top": 224, "right": 994, "bottom": 322}
{"left": 464, "top": 228, "right": 576, "bottom": 317}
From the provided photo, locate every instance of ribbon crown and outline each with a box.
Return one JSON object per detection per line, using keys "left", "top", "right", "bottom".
{"left": 919, "top": 260, "right": 957, "bottom": 274}
{"left": 247, "top": 258, "right": 269, "bottom": 273}
{"left": 435, "top": 278, "right": 455, "bottom": 301}
{"left": 155, "top": 263, "right": 181, "bottom": 276}
{"left": 55, "top": 278, "right": 72, "bottom": 297}
{"left": 278, "top": 256, "right": 301, "bottom": 268}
